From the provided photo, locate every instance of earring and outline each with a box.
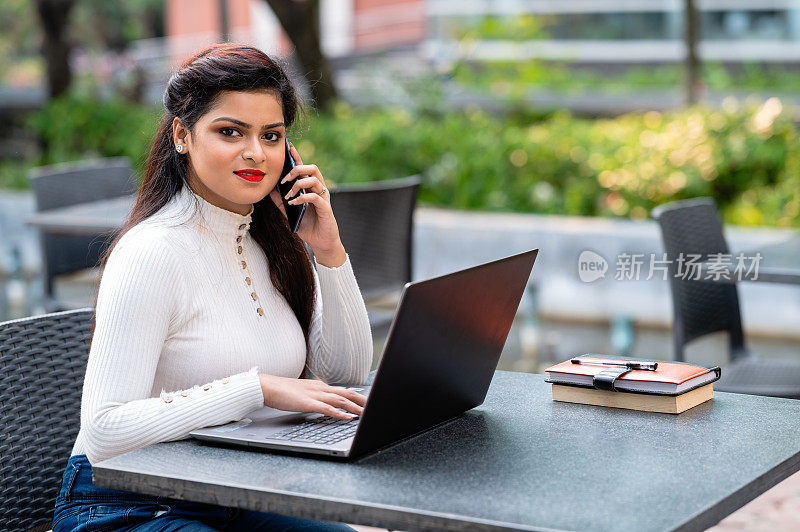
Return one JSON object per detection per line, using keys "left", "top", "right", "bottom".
{"left": 176, "top": 145, "right": 183, "bottom": 153}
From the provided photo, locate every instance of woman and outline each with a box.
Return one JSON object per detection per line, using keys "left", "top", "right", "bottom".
{"left": 52, "top": 43, "right": 372, "bottom": 531}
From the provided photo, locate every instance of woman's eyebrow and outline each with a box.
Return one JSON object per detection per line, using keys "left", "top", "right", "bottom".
{"left": 211, "top": 117, "right": 285, "bottom": 130}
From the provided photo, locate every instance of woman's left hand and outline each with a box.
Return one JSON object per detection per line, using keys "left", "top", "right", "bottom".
{"left": 268, "top": 142, "right": 346, "bottom": 268}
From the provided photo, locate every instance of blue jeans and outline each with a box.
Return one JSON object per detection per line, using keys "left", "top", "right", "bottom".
{"left": 53, "top": 454, "right": 357, "bottom": 531}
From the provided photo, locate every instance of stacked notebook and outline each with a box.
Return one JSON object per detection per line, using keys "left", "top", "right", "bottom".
{"left": 545, "top": 355, "right": 721, "bottom": 414}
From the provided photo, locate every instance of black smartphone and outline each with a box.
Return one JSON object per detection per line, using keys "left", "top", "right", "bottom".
{"left": 277, "top": 136, "right": 306, "bottom": 233}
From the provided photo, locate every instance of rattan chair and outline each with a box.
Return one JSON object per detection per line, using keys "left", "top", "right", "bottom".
{"left": 652, "top": 198, "right": 800, "bottom": 398}
{"left": 0, "top": 308, "right": 93, "bottom": 532}
{"left": 30, "top": 157, "right": 137, "bottom": 312}
{"left": 329, "top": 175, "right": 421, "bottom": 328}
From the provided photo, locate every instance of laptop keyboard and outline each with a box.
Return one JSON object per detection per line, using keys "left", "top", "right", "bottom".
{"left": 269, "top": 416, "right": 359, "bottom": 445}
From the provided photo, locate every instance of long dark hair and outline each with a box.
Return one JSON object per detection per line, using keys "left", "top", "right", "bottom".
{"left": 97, "top": 43, "right": 315, "bottom": 345}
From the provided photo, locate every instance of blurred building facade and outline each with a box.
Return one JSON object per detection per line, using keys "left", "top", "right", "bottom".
{"left": 155, "top": 1, "right": 800, "bottom": 79}
{"left": 163, "top": 0, "right": 426, "bottom": 61}
{"left": 425, "top": 0, "right": 800, "bottom": 64}
{"left": 8, "top": 0, "right": 800, "bottom": 110}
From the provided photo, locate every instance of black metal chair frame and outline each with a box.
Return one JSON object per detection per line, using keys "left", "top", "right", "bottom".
{"left": 652, "top": 197, "right": 747, "bottom": 363}
{"left": 0, "top": 308, "right": 94, "bottom": 532}
{"left": 29, "top": 157, "right": 137, "bottom": 312}
{"left": 329, "top": 175, "right": 421, "bottom": 302}
{"left": 653, "top": 197, "right": 800, "bottom": 398}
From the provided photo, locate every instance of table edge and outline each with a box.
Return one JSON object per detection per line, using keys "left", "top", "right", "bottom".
{"left": 670, "top": 450, "right": 800, "bottom": 532}
{"left": 92, "top": 465, "right": 563, "bottom": 532}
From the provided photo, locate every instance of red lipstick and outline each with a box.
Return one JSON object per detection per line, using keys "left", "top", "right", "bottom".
{"left": 234, "top": 169, "right": 265, "bottom": 183}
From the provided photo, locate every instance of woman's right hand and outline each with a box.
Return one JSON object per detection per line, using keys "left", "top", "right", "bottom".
{"left": 258, "top": 373, "right": 367, "bottom": 420}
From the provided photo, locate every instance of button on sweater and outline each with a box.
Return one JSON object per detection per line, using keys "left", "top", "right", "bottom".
{"left": 71, "top": 185, "right": 373, "bottom": 464}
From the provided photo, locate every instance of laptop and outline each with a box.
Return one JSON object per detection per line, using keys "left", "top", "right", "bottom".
{"left": 190, "top": 248, "right": 538, "bottom": 460}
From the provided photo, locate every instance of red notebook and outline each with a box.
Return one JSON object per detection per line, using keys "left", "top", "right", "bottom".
{"left": 545, "top": 355, "right": 721, "bottom": 395}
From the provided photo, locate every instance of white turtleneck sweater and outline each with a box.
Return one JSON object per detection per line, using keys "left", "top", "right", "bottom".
{"left": 71, "top": 186, "right": 373, "bottom": 464}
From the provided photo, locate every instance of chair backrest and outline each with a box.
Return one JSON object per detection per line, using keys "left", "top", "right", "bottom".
{"left": 29, "top": 158, "right": 137, "bottom": 304}
{"left": 651, "top": 197, "right": 745, "bottom": 362}
{"left": 0, "top": 308, "right": 93, "bottom": 532}
{"left": 329, "top": 175, "right": 421, "bottom": 300}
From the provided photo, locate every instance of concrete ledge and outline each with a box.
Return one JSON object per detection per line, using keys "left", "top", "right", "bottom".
{"left": 413, "top": 206, "right": 800, "bottom": 340}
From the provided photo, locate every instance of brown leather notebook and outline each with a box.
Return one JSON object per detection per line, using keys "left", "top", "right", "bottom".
{"left": 544, "top": 355, "right": 721, "bottom": 396}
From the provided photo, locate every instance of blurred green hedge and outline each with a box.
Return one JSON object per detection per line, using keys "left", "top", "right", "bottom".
{"left": 7, "top": 92, "right": 800, "bottom": 227}
{"left": 28, "top": 91, "right": 161, "bottom": 170}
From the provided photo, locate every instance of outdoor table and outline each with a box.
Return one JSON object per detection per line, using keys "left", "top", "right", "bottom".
{"left": 26, "top": 194, "right": 135, "bottom": 235}
{"left": 697, "top": 236, "right": 800, "bottom": 285}
{"left": 92, "top": 370, "right": 800, "bottom": 532}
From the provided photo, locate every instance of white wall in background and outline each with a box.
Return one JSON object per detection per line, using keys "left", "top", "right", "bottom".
{"left": 321, "top": 0, "right": 355, "bottom": 57}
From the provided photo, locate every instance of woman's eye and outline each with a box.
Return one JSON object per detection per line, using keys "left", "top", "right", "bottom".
{"left": 219, "top": 128, "right": 280, "bottom": 141}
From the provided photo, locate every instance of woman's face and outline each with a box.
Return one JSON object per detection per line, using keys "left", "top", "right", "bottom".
{"left": 173, "top": 90, "right": 286, "bottom": 215}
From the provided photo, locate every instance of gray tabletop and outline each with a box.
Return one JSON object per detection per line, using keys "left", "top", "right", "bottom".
{"left": 92, "top": 370, "right": 800, "bottom": 532}
{"left": 698, "top": 236, "right": 800, "bottom": 285}
{"left": 26, "top": 195, "right": 135, "bottom": 235}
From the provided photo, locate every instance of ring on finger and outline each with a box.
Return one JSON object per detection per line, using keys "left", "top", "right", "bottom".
{"left": 321, "top": 186, "right": 327, "bottom": 195}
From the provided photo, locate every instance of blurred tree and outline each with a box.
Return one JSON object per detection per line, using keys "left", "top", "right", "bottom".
{"left": 71, "top": 0, "right": 164, "bottom": 52}
{"left": 35, "top": 0, "right": 77, "bottom": 98}
{"left": 0, "top": 0, "right": 164, "bottom": 88}
{"left": 685, "top": 0, "right": 701, "bottom": 105}
{"left": 219, "top": 0, "right": 230, "bottom": 42}
{"left": 69, "top": 0, "right": 165, "bottom": 103}
{"left": 0, "top": 1, "right": 40, "bottom": 85}
{"left": 264, "top": 0, "right": 337, "bottom": 110}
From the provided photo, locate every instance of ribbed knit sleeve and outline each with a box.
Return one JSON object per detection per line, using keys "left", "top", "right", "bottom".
{"left": 77, "top": 234, "right": 264, "bottom": 464}
{"left": 305, "top": 254, "right": 373, "bottom": 385}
